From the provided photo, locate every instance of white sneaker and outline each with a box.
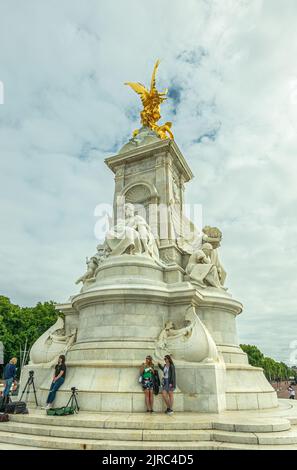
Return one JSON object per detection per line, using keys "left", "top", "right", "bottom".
{"left": 45, "top": 404, "right": 52, "bottom": 410}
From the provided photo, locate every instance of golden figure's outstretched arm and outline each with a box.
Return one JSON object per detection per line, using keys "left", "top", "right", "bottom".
{"left": 150, "top": 59, "right": 160, "bottom": 93}
{"left": 124, "top": 81, "right": 149, "bottom": 106}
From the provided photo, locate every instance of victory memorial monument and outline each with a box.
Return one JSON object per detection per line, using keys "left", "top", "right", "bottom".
{"left": 24, "top": 61, "right": 277, "bottom": 414}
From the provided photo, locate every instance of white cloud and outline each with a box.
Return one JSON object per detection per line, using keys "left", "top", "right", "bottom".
{"left": 0, "top": 0, "right": 297, "bottom": 362}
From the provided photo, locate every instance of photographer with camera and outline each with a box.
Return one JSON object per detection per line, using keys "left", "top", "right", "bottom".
{"left": 44, "top": 355, "right": 66, "bottom": 410}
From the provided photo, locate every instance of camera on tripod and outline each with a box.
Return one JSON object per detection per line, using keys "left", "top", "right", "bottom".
{"left": 66, "top": 386, "right": 79, "bottom": 413}
{"left": 27, "top": 370, "right": 35, "bottom": 385}
{"left": 20, "top": 369, "right": 38, "bottom": 406}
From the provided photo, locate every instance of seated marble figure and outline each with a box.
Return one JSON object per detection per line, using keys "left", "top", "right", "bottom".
{"left": 186, "top": 243, "right": 223, "bottom": 289}
{"left": 105, "top": 203, "right": 159, "bottom": 261}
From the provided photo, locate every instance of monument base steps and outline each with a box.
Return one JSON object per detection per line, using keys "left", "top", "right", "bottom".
{"left": 1, "top": 399, "right": 297, "bottom": 450}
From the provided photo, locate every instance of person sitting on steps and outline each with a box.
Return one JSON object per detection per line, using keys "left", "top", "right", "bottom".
{"left": 43, "top": 355, "right": 67, "bottom": 410}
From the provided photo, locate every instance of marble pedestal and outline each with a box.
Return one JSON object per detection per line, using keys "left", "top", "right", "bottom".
{"left": 22, "top": 254, "right": 277, "bottom": 412}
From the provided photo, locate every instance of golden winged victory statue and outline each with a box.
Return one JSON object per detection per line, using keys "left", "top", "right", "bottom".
{"left": 125, "top": 60, "right": 174, "bottom": 140}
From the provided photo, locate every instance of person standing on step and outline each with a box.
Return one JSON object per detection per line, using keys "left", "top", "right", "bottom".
{"left": 44, "top": 355, "right": 67, "bottom": 410}
{"left": 3, "top": 357, "right": 17, "bottom": 398}
{"left": 158, "top": 355, "right": 176, "bottom": 415}
{"left": 139, "top": 355, "right": 155, "bottom": 413}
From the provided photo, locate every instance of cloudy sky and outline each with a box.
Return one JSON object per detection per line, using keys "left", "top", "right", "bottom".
{"left": 1, "top": 0, "right": 296, "bottom": 363}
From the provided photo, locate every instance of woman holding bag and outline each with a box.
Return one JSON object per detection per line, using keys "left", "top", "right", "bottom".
{"left": 139, "top": 355, "right": 156, "bottom": 413}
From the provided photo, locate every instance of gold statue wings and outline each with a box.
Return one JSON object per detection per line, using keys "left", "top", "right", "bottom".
{"left": 125, "top": 60, "right": 173, "bottom": 140}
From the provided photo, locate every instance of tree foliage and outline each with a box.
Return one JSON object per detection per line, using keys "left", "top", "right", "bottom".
{"left": 0, "top": 295, "right": 60, "bottom": 372}
{"left": 240, "top": 343, "right": 297, "bottom": 381}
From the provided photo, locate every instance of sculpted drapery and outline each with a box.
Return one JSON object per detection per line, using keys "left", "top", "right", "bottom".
{"left": 105, "top": 203, "right": 159, "bottom": 261}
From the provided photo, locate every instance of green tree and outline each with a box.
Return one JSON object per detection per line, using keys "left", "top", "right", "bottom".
{"left": 240, "top": 344, "right": 264, "bottom": 367}
{"left": 240, "top": 343, "right": 297, "bottom": 381}
{"left": 0, "top": 296, "right": 60, "bottom": 374}
{"left": 262, "top": 357, "right": 277, "bottom": 381}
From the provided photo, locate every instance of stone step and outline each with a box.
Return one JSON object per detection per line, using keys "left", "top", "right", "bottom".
{"left": 0, "top": 442, "right": 53, "bottom": 450}
{"left": 9, "top": 411, "right": 291, "bottom": 433}
{"left": 252, "top": 427, "right": 297, "bottom": 446}
{"left": 0, "top": 430, "right": 297, "bottom": 450}
{"left": 10, "top": 413, "right": 211, "bottom": 431}
{"left": 2, "top": 403, "right": 297, "bottom": 450}
{"left": 2, "top": 419, "right": 297, "bottom": 446}
{"left": 212, "top": 417, "right": 290, "bottom": 433}
{"left": 0, "top": 431, "right": 216, "bottom": 450}
{"left": 217, "top": 442, "right": 297, "bottom": 450}
{"left": 0, "top": 421, "right": 210, "bottom": 442}
{"left": 213, "top": 428, "right": 297, "bottom": 446}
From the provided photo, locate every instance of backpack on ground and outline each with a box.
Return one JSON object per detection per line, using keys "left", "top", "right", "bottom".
{"left": 0, "top": 395, "right": 11, "bottom": 413}
{"left": 5, "top": 401, "right": 28, "bottom": 414}
{"left": 46, "top": 406, "right": 75, "bottom": 416}
{"left": 0, "top": 413, "right": 9, "bottom": 422}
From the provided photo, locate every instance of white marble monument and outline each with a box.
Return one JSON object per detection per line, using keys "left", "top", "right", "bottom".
{"left": 21, "top": 131, "right": 277, "bottom": 413}
{"left": 20, "top": 61, "right": 277, "bottom": 413}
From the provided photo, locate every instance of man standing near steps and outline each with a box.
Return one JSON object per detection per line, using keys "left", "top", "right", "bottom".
{"left": 3, "top": 357, "right": 17, "bottom": 398}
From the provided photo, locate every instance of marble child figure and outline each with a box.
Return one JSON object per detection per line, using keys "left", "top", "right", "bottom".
{"left": 186, "top": 243, "right": 223, "bottom": 289}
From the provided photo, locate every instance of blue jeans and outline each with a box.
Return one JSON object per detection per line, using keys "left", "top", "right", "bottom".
{"left": 3, "top": 377, "right": 13, "bottom": 397}
{"left": 46, "top": 377, "right": 65, "bottom": 404}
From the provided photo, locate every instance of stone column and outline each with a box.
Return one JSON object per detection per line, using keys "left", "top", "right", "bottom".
{"left": 113, "top": 164, "right": 125, "bottom": 224}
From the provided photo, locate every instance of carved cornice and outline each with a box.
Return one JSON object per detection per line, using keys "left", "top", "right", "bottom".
{"left": 105, "top": 140, "right": 193, "bottom": 182}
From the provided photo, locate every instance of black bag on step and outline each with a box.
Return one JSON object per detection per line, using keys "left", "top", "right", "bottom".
{"left": 14, "top": 401, "right": 28, "bottom": 414}
{"left": 0, "top": 396, "right": 11, "bottom": 413}
{"left": 0, "top": 413, "right": 9, "bottom": 422}
{"left": 5, "top": 401, "right": 28, "bottom": 414}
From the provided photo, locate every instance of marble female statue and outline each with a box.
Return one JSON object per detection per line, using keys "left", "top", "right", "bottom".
{"left": 105, "top": 203, "right": 159, "bottom": 261}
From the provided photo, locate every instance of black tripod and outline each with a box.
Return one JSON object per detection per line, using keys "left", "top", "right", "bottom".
{"left": 66, "top": 387, "right": 79, "bottom": 413}
{"left": 20, "top": 370, "right": 38, "bottom": 406}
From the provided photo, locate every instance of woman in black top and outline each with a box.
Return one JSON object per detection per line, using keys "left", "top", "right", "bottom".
{"left": 45, "top": 355, "right": 67, "bottom": 410}
{"left": 158, "top": 355, "right": 176, "bottom": 414}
